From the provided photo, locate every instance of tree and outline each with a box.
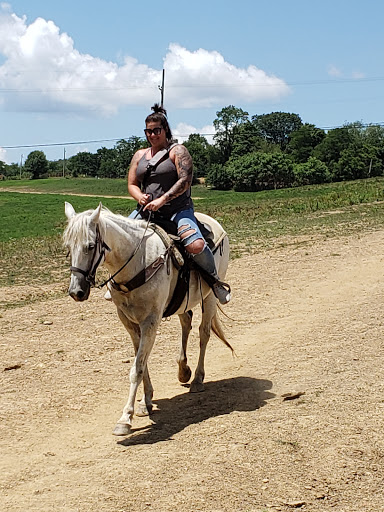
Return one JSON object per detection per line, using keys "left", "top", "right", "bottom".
{"left": 363, "top": 123, "right": 384, "bottom": 147}
{"left": 226, "top": 152, "right": 295, "bottom": 191}
{"left": 115, "top": 137, "right": 146, "bottom": 178}
{"left": 335, "top": 143, "right": 382, "bottom": 181}
{"left": 231, "top": 121, "right": 266, "bottom": 159}
{"left": 183, "top": 134, "right": 211, "bottom": 179}
{"left": 313, "top": 126, "right": 355, "bottom": 174}
{"left": 287, "top": 124, "right": 326, "bottom": 163}
{"left": 205, "top": 164, "right": 233, "bottom": 190}
{"left": 251, "top": 112, "right": 303, "bottom": 150}
{"left": 98, "top": 159, "right": 119, "bottom": 178}
{"left": 67, "top": 152, "right": 98, "bottom": 177}
{"left": 293, "top": 157, "right": 331, "bottom": 186}
{"left": 213, "top": 105, "right": 249, "bottom": 162}
{"left": 24, "top": 150, "right": 49, "bottom": 179}
{"left": 96, "top": 147, "right": 118, "bottom": 178}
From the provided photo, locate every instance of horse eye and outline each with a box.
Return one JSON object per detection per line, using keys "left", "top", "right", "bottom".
{"left": 87, "top": 244, "right": 95, "bottom": 251}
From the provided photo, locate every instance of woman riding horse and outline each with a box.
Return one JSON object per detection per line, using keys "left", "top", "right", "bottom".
{"left": 125, "top": 104, "right": 231, "bottom": 305}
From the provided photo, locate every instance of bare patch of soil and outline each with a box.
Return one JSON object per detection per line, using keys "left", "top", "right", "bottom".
{"left": 1, "top": 229, "right": 384, "bottom": 511}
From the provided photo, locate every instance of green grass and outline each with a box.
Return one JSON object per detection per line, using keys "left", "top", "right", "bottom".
{"left": 0, "top": 191, "right": 135, "bottom": 241}
{"left": 0, "top": 177, "right": 128, "bottom": 196}
{"left": 1, "top": 177, "right": 384, "bottom": 292}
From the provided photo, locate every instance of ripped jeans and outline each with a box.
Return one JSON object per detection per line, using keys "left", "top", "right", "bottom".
{"left": 129, "top": 207, "right": 219, "bottom": 280}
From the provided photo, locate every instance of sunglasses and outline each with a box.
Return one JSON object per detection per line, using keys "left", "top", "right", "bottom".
{"left": 144, "top": 127, "right": 163, "bottom": 136}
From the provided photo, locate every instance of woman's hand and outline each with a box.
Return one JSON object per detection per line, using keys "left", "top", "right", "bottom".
{"left": 139, "top": 193, "right": 151, "bottom": 206}
{"left": 143, "top": 196, "right": 167, "bottom": 212}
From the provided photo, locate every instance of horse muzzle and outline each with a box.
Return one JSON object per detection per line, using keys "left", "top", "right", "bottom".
{"left": 68, "top": 275, "right": 91, "bottom": 302}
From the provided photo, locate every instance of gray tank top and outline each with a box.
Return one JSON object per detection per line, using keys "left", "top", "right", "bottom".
{"left": 136, "top": 148, "right": 193, "bottom": 217}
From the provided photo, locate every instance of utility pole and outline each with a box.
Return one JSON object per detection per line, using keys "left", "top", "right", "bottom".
{"left": 63, "top": 147, "right": 66, "bottom": 178}
{"left": 158, "top": 69, "right": 165, "bottom": 108}
{"left": 19, "top": 154, "right": 23, "bottom": 179}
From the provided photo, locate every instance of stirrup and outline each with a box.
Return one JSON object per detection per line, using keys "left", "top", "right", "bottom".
{"left": 212, "top": 281, "right": 231, "bottom": 305}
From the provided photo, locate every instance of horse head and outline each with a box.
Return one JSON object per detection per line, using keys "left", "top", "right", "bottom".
{"left": 64, "top": 202, "right": 107, "bottom": 302}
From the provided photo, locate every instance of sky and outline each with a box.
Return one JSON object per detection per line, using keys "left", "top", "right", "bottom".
{"left": 1, "top": 0, "right": 383, "bottom": 164}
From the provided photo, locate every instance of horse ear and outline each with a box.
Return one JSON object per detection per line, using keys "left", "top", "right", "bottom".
{"left": 89, "top": 202, "right": 102, "bottom": 224}
{"left": 65, "top": 202, "right": 76, "bottom": 219}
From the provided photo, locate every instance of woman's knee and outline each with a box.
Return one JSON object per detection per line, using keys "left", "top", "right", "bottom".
{"left": 177, "top": 223, "right": 205, "bottom": 254}
{"left": 186, "top": 238, "right": 205, "bottom": 254}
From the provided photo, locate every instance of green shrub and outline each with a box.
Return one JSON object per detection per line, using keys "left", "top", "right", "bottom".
{"left": 293, "top": 157, "right": 331, "bottom": 186}
{"left": 205, "top": 164, "right": 233, "bottom": 190}
{"left": 226, "top": 152, "right": 295, "bottom": 191}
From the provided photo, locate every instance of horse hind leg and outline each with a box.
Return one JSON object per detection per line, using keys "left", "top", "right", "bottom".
{"left": 136, "top": 364, "right": 153, "bottom": 417}
{"left": 190, "top": 293, "right": 217, "bottom": 393}
{"left": 177, "top": 310, "right": 193, "bottom": 383}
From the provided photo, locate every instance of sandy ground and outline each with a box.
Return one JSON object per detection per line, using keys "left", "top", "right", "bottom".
{"left": 1, "top": 228, "right": 384, "bottom": 512}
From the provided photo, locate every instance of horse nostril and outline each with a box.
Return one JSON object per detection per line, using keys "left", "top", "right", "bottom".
{"left": 69, "top": 289, "right": 86, "bottom": 301}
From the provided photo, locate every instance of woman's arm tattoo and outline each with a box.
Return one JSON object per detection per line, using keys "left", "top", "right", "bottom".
{"left": 162, "top": 146, "right": 193, "bottom": 202}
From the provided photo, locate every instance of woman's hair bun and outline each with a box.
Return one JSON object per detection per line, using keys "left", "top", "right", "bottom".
{"left": 151, "top": 103, "right": 167, "bottom": 117}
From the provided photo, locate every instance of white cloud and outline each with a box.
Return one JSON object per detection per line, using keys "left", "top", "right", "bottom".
{"left": 164, "top": 44, "right": 289, "bottom": 108}
{"left": 0, "top": 146, "right": 8, "bottom": 163}
{"left": 328, "top": 65, "right": 343, "bottom": 77}
{"left": 352, "top": 71, "right": 365, "bottom": 79}
{"left": 328, "top": 65, "right": 365, "bottom": 81}
{"left": 173, "top": 122, "right": 215, "bottom": 144}
{"left": 0, "top": 7, "right": 290, "bottom": 115}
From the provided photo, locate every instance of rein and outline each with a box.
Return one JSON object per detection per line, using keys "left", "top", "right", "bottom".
{"left": 97, "top": 213, "right": 152, "bottom": 289}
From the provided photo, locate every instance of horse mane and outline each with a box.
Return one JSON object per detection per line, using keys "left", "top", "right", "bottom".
{"left": 63, "top": 206, "right": 146, "bottom": 248}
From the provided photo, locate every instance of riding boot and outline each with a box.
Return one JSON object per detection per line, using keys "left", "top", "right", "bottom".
{"left": 191, "top": 245, "right": 231, "bottom": 305}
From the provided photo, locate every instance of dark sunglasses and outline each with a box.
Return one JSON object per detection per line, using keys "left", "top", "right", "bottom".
{"left": 144, "top": 127, "right": 163, "bottom": 136}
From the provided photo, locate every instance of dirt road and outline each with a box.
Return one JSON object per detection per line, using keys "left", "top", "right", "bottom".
{"left": 1, "top": 228, "right": 384, "bottom": 511}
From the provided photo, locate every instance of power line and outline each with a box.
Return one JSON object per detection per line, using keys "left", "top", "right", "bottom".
{"left": 1, "top": 76, "right": 384, "bottom": 94}
{"left": 2, "top": 137, "right": 127, "bottom": 149}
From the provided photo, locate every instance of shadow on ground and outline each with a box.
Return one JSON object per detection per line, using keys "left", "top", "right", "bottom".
{"left": 118, "top": 376, "right": 274, "bottom": 446}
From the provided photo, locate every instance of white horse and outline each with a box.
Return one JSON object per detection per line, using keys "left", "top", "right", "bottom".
{"left": 63, "top": 202, "right": 232, "bottom": 436}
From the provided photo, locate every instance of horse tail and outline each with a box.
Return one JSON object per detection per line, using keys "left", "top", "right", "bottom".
{"left": 211, "top": 311, "right": 234, "bottom": 353}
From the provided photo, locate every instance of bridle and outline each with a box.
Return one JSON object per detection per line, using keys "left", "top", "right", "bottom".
{"left": 69, "top": 224, "right": 111, "bottom": 287}
{"left": 69, "top": 214, "right": 153, "bottom": 289}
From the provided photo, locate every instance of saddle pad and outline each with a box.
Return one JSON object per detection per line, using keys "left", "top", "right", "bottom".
{"left": 194, "top": 212, "right": 227, "bottom": 253}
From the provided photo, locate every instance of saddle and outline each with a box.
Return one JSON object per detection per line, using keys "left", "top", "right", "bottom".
{"left": 149, "top": 213, "right": 227, "bottom": 317}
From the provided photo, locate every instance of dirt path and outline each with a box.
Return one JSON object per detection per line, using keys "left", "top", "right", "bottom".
{"left": 0, "top": 187, "right": 130, "bottom": 199}
{"left": 1, "top": 229, "right": 384, "bottom": 512}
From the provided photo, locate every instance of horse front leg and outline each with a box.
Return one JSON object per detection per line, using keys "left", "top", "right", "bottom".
{"left": 190, "top": 293, "right": 217, "bottom": 393}
{"left": 177, "top": 310, "right": 193, "bottom": 384}
{"left": 113, "top": 310, "right": 156, "bottom": 436}
{"left": 116, "top": 308, "right": 154, "bottom": 417}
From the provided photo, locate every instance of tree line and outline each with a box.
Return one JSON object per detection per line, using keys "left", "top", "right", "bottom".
{"left": 2, "top": 105, "right": 384, "bottom": 192}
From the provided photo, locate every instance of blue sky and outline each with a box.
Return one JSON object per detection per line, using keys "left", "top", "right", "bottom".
{"left": 1, "top": 0, "right": 383, "bottom": 164}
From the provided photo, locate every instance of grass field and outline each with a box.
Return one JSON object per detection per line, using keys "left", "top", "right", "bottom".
{"left": 0, "top": 177, "right": 128, "bottom": 196}
{"left": 1, "top": 177, "right": 384, "bottom": 292}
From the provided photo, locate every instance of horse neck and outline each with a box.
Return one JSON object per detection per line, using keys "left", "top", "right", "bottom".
{"left": 101, "top": 216, "right": 156, "bottom": 277}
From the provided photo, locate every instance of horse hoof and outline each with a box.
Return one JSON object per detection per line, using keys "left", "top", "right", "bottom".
{"left": 189, "top": 381, "right": 205, "bottom": 393}
{"left": 136, "top": 403, "right": 152, "bottom": 417}
{"left": 178, "top": 366, "right": 192, "bottom": 384}
{"left": 113, "top": 423, "right": 131, "bottom": 436}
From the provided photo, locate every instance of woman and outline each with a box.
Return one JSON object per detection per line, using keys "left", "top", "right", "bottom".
{"left": 127, "top": 104, "right": 231, "bottom": 305}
